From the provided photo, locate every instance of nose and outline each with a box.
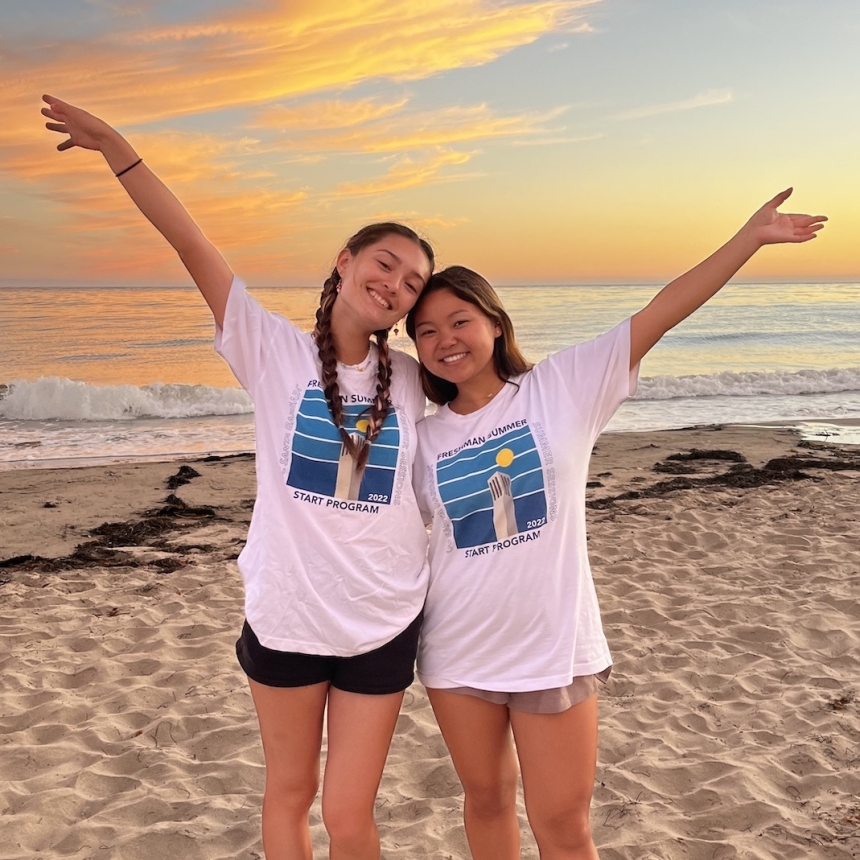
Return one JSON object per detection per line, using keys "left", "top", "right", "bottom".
{"left": 438, "top": 327, "right": 457, "bottom": 348}
{"left": 378, "top": 273, "right": 398, "bottom": 295}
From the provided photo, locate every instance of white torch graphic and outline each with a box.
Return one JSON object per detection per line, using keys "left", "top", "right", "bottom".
{"left": 335, "top": 433, "right": 366, "bottom": 500}
{"left": 488, "top": 472, "right": 517, "bottom": 540}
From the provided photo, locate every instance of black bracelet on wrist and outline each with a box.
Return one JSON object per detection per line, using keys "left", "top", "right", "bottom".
{"left": 115, "top": 158, "right": 143, "bottom": 178}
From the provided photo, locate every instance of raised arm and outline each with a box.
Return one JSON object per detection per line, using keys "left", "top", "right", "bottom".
{"left": 629, "top": 189, "right": 826, "bottom": 369}
{"left": 42, "top": 94, "right": 233, "bottom": 326}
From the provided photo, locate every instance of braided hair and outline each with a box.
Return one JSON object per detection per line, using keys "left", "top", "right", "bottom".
{"left": 313, "top": 223, "right": 434, "bottom": 472}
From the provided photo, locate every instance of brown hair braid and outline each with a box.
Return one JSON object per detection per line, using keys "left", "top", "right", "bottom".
{"left": 312, "top": 223, "right": 434, "bottom": 473}
{"left": 405, "top": 265, "right": 533, "bottom": 406}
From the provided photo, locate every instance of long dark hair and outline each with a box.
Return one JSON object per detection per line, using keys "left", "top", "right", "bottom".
{"left": 405, "top": 265, "right": 532, "bottom": 405}
{"left": 313, "top": 223, "right": 434, "bottom": 471}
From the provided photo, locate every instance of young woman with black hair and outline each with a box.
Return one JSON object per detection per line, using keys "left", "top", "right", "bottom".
{"left": 406, "top": 191, "right": 825, "bottom": 859}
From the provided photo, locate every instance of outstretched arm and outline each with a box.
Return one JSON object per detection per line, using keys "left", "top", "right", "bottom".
{"left": 629, "top": 189, "right": 826, "bottom": 369}
{"left": 42, "top": 94, "right": 233, "bottom": 326}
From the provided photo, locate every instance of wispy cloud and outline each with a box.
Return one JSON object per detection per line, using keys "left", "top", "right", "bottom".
{"left": 613, "top": 89, "right": 733, "bottom": 121}
{"left": 511, "top": 132, "right": 603, "bottom": 146}
{"left": 81, "top": 0, "right": 148, "bottom": 15}
{"left": 2, "top": 129, "right": 308, "bottom": 277}
{"left": 258, "top": 103, "right": 571, "bottom": 154}
{"left": 256, "top": 99, "right": 411, "bottom": 132}
{"left": 0, "top": 0, "right": 603, "bottom": 280}
{"left": 4, "top": 0, "right": 596, "bottom": 130}
{"left": 333, "top": 148, "right": 476, "bottom": 197}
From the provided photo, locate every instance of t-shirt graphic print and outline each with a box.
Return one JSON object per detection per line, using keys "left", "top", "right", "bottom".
{"left": 436, "top": 421, "right": 546, "bottom": 549}
{"left": 288, "top": 388, "right": 400, "bottom": 505}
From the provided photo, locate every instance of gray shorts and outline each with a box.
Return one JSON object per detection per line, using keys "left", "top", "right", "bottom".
{"left": 432, "top": 666, "right": 611, "bottom": 715}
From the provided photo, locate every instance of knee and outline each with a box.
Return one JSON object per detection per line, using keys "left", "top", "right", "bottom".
{"left": 264, "top": 769, "right": 319, "bottom": 817}
{"left": 321, "top": 795, "right": 376, "bottom": 847}
{"left": 463, "top": 772, "right": 518, "bottom": 820}
{"left": 530, "top": 805, "right": 593, "bottom": 852}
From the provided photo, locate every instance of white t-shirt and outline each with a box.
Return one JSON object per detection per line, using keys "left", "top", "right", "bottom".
{"left": 414, "top": 319, "right": 639, "bottom": 691}
{"left": 215, "top": 277, "right": 430, "bottom": 656}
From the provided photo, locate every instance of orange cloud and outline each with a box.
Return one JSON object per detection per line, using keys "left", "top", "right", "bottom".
{"left": 333, "top": 148, "right": 476, "bottom": 197}
{"left": 257, "top": 103, "right": 570, "bottom": 153}
{"left": 1, "top": 129, "right": 308, "bottom": 279}
{"left": 3, "top": 0, "right": 598, "bottom": 132}
{"left": 0, "top": 0, "right": 604, "bottom": 281}
{"left": 256, "top": 98, "right": 410, "bottom": 132}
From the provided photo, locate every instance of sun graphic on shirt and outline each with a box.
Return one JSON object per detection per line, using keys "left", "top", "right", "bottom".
{"left": 355, "top": 419, "right": 370, "bottom": 434}
{"left": 495, "top": 448, "right": 515, "bottom": 468}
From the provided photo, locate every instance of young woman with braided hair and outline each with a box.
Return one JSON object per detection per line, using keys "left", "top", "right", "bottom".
{"left": 42, "top": 95, "right": 435, "bottom": 860}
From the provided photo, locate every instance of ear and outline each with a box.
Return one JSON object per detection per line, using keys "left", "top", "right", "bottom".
{"left": 336, "top": 247, "right": 352, "bottom": 279}
{"left": 494, "top": 324, "right": 502, "bottom": 337}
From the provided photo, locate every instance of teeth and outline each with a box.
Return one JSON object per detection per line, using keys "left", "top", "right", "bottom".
{"left": 368, "top": 289, "right": 392, "bottom": 310}
{"left": 442, "top": 353, "right": 467, "bottom": 363}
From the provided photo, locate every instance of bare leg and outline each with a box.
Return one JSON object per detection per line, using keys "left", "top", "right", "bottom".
{"left": 510, "top": 694, "right": 600, "bottom": 860}
{"left": 321, "top": 687, "right": 404, "bottom": 860}
{"left": 248, "top": 679, "right": 329, "bottom": 860}
{"left": 427, "top": 689, "right": 520, "bottom": 860}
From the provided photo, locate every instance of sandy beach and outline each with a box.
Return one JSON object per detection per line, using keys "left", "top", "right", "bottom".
{"left": 1, "top": 424, "right": 859, "bottom": 860}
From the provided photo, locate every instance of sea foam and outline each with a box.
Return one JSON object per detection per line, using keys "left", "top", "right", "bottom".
{"left": 2, "top": 367, "right": 859, "bottom": 423}
{"left": 636, "top": 366, "right": 860, "bottom": 400}
{"left": 0, "top": 377, "right": 252, "bottom": 421}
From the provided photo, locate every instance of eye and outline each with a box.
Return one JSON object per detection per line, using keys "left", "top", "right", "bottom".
{"left": 406, "top": 282, "right": 420, "bottom": 294}
{"left": 417, "top": 327, "right": 436, "bottom": 337}
{"left": 377, "top": 259, "right": 391, "bottom": 272}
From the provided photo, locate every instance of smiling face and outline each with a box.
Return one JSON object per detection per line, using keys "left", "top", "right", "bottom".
{"left": 335, "top": 233, "right": 432, "bottom": 334}
{"left": 412, "top": 287, "right": 503, "bottom": 391}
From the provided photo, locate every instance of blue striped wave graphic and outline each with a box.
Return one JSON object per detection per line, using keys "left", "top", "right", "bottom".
{"left": 436, "top": 425, "right": 546, "bottom": 549}
{"left": 287, "top": 389, "right": 399, "bottom": 504}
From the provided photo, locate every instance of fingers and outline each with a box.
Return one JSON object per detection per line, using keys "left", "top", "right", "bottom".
{"left": 768, "top": 187, "right": 793, "bottom": 208}
{"left": 42, "top": 97, "right": 73, "bottom": 146}
{"left": 788, "top": 214, "right": 828, "bottom": 227}
{"left": 42, "top": 102, "right": 68, "bottom": 140}
{"left": 790, "top": 224, "right": 826, "bottom": 243}
{"left": 42, "top": 94, "right": 67, "bottom": 116}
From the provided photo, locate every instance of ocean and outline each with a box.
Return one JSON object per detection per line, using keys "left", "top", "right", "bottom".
{"left": 2, "top": 282, "right": 859, "bottom": 469}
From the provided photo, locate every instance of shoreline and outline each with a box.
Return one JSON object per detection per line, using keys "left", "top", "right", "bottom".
{"left": 2, "top": 416, "right": 859, "bottom": 475}
{"left": 2, "top": 424, "right": 859, "bottom": 858}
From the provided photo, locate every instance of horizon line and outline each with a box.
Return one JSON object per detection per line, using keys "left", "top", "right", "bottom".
{"left": 3, "top": 277, "right": 860, "bottom": 289}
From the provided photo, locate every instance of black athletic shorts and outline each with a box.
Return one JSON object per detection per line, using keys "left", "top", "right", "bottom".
{"left": 236, "top": 612, "right": 423, "bottom": 695}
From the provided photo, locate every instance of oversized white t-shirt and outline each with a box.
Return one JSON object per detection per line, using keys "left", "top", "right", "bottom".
{"left": 215, "top": 277, "right": 430, "bottom": 656}
{"left": 414, "top": 319, "right": 639, "bottom": 691}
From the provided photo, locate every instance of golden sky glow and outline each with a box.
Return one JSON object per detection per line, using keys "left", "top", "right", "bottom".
{"left": 1, "top": 0, "right": 858, "bottom": 284}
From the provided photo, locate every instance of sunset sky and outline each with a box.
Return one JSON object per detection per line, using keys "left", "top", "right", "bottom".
{"left": 2, "top": 0, "right": 858, "bottom": 286}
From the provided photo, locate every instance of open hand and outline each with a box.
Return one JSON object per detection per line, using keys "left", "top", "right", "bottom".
{"left": 42, "top": 94, "right": 117, "bottom": 152}
{"left": 747, "top": 189, "right": 827, "bottom": 245}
